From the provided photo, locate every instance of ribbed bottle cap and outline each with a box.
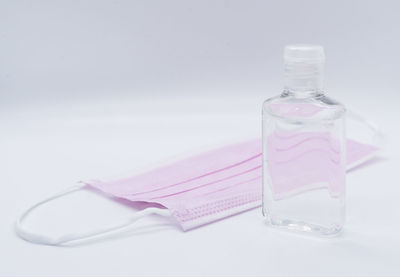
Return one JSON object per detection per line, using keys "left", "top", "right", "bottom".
{"left": 283, "top": 44, "right": 325, "bottom": 92}
{"left": 284, "top": 44, "right": 325, "bottom": 63}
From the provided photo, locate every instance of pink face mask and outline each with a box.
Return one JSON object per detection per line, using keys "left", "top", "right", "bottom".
{"left": 15, "top": 137, "right": 379, "bottom": 245}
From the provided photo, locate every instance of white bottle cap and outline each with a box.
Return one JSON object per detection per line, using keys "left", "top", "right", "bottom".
{"left": 283, "top": 44, "right": 325, "bottom": 93}
{"left": 284, "top": 44, "right": 325, "bottom": 63}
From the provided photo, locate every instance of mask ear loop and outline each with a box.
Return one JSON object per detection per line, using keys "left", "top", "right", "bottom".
{"left": 347, "top": 109, "right": 386, "bottom": 150}
{"left": 15, "top": 183, "right": 172, "bottom": 246}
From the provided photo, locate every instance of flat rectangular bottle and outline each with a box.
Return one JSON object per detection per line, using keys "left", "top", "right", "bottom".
{"left": 262, "top": 45, "right": 346, "bottom": 236}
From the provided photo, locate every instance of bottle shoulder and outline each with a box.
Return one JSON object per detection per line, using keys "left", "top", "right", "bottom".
{"left": 262, "top": 92, "right": 346, "bottom": 121}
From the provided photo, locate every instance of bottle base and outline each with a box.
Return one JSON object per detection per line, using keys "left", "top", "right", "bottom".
{"left": 266, "top": 217, "right": 343, "bottom": 237}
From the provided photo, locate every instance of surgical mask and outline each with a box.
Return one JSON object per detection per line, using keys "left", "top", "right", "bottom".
{"left": 15, "top": 112, "right": 383, "bottom": 246}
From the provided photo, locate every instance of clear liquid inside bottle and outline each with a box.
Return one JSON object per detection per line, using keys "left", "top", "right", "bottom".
{"left": 262, "top": 45, "right": 346, "bottom": 236}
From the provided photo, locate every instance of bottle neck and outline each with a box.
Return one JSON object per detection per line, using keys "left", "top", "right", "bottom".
{"left": 283, "top": 61, "right": 324, "bottom": 98}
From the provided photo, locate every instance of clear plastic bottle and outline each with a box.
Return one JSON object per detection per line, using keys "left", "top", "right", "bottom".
{"left": 262, "top": 45, "right": 346, "bottom": 236}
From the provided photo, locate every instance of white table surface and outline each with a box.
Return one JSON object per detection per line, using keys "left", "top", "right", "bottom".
{"left": 2, "top": 93, "right": 399, "bottom": 277}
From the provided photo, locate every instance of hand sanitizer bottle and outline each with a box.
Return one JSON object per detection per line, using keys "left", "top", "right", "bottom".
{"left": 262, "top": 45, "right": 346, "bottom": 236}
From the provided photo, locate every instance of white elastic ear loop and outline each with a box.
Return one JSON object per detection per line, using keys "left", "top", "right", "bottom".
{"left": 15, "top": 184, "right": 172, "bottom": 246}
{"left": 347, "top": 109, "right": 386, "bottom": 149}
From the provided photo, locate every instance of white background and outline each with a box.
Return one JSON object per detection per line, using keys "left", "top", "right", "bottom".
{"left": 1, "top": 1, "right": 399, "bottom": 276}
